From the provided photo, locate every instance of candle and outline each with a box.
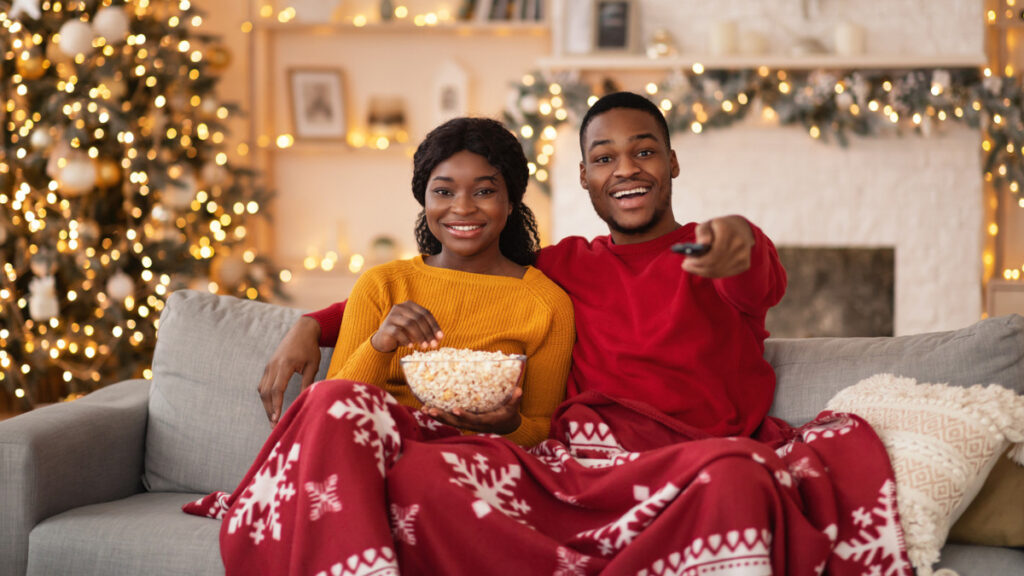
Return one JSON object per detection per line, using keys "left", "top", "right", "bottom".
{"left": 835, "top": 21, "right": 866, "bottom": 55}
{"left": 709, "top": 20, "right": 738, "bottom": 56}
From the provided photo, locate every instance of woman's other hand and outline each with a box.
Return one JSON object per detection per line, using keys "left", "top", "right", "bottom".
{"left": 423, "top": 387, "right": 523, "bottom": 435}
{"left": 258, "top": 315, "right": 322, "bottom": 426}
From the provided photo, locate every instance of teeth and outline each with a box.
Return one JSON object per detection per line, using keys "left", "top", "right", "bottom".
{"left": 612, "top": 187, "right": 648, "bottom": 199}
{"left": 448, "top": 224, "right": 482, "bottom": 231}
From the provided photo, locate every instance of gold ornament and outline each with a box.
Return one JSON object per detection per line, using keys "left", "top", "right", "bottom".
{"left": 16, "top": 50, "right": 47, "bottom": 80}
{"left": 206, "top": 44, "right": 232, "bottom": 72}
{"left": 95, "top": 158, "right": 122, "bottom": 188}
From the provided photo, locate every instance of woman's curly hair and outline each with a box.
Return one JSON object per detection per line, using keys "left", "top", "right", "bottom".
{"left": 411, "top": 117, "right": 540, "bottom": 266}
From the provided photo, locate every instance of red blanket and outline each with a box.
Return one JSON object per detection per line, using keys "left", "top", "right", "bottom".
{"left": 184, "top": 380, "right": 911, "bottom": 575}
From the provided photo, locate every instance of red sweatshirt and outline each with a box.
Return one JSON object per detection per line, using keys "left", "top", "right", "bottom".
{"left": 308, "top": 222, "right": 786, "bottom": 438}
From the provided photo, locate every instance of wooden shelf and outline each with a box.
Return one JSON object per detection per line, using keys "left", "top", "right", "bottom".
{"left": 251, "top": 19, "right": 549, "bottom": 36}
{"left": 537, "top": 53, "right": 988, "bottom": 72}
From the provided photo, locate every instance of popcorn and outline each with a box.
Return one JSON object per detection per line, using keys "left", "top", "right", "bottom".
{"left": 400, "top": 347, "right": 526, "bottom": 413}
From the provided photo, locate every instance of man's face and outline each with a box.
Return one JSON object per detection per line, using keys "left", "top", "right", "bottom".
{"left": 579, "top": 108, "right": 680, "bottom": 245}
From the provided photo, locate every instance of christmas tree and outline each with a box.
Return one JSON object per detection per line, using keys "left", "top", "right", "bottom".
{"left": 0, "top": 0, "right": 284, "bottom": 410}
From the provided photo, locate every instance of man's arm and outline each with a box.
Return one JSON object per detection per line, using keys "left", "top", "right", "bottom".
{"left": 257, "top": 300, "right": 347, "bottom": 425}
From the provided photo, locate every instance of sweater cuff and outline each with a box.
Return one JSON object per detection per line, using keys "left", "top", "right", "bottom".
{"left": 304, "top": 300, "right": 346, "bottom": 347}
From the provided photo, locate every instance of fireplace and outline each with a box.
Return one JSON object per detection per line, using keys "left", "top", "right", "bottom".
{"left": 766, "top": 247, "right": 894, "bottom": 338}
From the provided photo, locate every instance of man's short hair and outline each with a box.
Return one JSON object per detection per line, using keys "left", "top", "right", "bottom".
{"left": 578, "top": 91, "right": 672, "bottom": 157}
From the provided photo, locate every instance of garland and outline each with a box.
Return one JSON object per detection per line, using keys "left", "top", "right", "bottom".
{"left": 503, "top": 68, "right": 1018, "bottom": 206}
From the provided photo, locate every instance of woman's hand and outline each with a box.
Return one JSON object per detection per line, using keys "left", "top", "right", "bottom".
{"left": 371, "top": 301, "right": 444, "bottom": 353}
{"left": 258, "top": 315, "right": 322, "bottom": 426}
{"left": 423, "top": 387, "right": 523, "bottom": 435}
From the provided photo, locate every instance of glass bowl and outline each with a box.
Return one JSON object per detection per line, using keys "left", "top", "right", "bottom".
{"left": 400, "top": 348, "right": 526, "bottom": 413}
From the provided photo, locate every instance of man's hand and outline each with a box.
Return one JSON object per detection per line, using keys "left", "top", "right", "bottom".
{"left": 258, "top": 315, "right": 322, "bottom": 426}
{"left": 681, "top": 215, "right": 755, "bottom": 278}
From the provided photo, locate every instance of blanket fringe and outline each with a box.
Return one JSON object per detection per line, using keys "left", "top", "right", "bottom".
{"left": 1010, "top": 442, "right": 1024, "bottom": 466}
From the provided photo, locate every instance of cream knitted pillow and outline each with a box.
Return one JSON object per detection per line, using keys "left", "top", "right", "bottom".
{"left": 826, "top": 374, "right": 1024, "bottom": 576}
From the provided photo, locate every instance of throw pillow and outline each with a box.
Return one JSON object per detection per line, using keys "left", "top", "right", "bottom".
{"left": 826, "top": 373, "right": 1024, "bottom": 576}
{"left": 947, "top": 446, "right": 1024, "bottom": 547}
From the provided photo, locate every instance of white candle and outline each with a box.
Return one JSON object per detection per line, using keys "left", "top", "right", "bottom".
{"left": 835, "top": 21, "right": 866, "bottom": 55}
{"left": 709, "top": 20, "right": 738, "bottom": 56}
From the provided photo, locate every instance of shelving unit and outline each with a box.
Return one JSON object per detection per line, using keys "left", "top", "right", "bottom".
{"left": 537, "top": 52, "right": 988, "bottom": 72}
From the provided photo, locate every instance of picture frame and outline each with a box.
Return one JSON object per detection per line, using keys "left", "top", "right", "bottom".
{"left": 591, "top": 0, "right": 638, "bottom": 53}
{"left": 288, "top": 68, "right": 346, "bottom": 141}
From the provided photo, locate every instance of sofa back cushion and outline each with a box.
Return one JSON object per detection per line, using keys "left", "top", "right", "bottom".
{"left": 765, "top": 314, "right": 1024, "bottom": 426}
{"left": 145, "top": 290, "right": 333, "bottom": 494}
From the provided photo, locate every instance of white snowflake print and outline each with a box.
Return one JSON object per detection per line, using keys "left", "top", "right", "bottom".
{"left": 305, "top": 474, "right": 342, "bottom": 521}
{"left": 442, "top": 451, "right": 532, "bottom": 525}
{"left": 833, "top": 480, "right": 912, "bottom": 576}
{"left": 637, "top": 528, "right": 772, "bottom": 576}
{"left": 554, "top": 546, "right": 591, "bottom": 576}
{"left": 314, "top": 546, "right": 399, "bottom": 576}
{"left": 411, "top": 409, "right": 444, "bottom": 432}
{"left": 530, "top": 440, "right": 574, "bottom": 473}
{"left": 326, "top": 383, "right": 402, "bottom": 477}
{"left": 564, "top": 420, "right": 627, "bottom": 458}
{"left": 801, "top": 414, "right": 858, "bottom": 443}
{"left": 575, "top": 482, "right": 680, "bottom": 556}
{"left": 227, "top": 442, "right": 301, "bottom": 545}
{"left": 390, "top": 503, "right": 420, "bottom": 545}
{"left": 788, "top": 456, "right": 822, "bottom": 483}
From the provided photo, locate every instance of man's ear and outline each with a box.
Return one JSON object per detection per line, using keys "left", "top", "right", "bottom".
{"left": 579, "top": 161, "right": 588, "bottom": 189}
{"left": 669, "top": 149, "right": 680, "bottom": 178}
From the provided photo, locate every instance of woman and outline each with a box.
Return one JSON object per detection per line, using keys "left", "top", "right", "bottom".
{"left": 183, "top": 117, "right": 574, "bottom": 575}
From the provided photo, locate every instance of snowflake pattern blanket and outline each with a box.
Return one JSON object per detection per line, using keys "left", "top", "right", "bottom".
{"left": 183, "top": 380, "right": 911, "bottom": 576}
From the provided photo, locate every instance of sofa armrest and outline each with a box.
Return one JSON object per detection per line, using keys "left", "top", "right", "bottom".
{"left": 0, "top": 378, "right": 150, "bottom": 575}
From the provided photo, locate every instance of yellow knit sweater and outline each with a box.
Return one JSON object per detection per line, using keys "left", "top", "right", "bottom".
{"left": 327, "top": 255, "right": 575, "bottom": 447}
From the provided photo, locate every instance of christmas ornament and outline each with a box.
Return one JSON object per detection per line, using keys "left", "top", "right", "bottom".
{"left": 57, "top": 20, "right": 95, "bottom": 57}
{"left": 28, "top": 275, "right": 60, "bottom": 321}
{"left": 8, "top": 0, "right": 42, "bottom": 21}
{"left": 29, "top": 249, "right": 57, "bottom": 277}
{"left": 92, "top": 6, "right": 131, "bottom": 44}
{"left": 15, "top": 48, "right": 46, "bottom": 80}
{"left": 95, "top": 158, "right": 122, "bottom": 188}
{"left": 214, "top": 253, "right": 247, "bottom": 287}
{"left": 106, "top": 270, "right": 135, "bottom": 301}
{"left": 200, "top": 161, "right": 228, "bottom": 186}
{"left": 58, "top": 155, "right": 98, "bottom": 197}
{"left": 29, "top": 126, "right": 53, "bottom": 149}
{"left": 205, "top": 44, "right": 232, "bottom": 72}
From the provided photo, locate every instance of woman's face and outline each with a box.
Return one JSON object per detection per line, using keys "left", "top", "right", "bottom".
{"left": 424, "top": 150, "right": 512, "bottom": 264}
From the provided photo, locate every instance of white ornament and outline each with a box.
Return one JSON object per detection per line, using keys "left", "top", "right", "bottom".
{"left": 29, "top": 127, "right": 53, "bottom": 149}
{"left": 106, "top": 270, "right": 135, "bottom": 301}
{"left": 28, "top": 275, "right": 60, "bottom": 321}
{"left": 164, "top": 167, "right": 198, "bottom": 209}
{"left": 58, "top": 20, "right": 95, "bottom": 57}
{"left": 92, "top": 6, "right": 130, "bottom": 44}
{"left": 8, "top": 0, "right": 41, "bottom": 20}
{"left": 216, "top": 254, "right": 248, "bottom": 286}
{"left": 59, "top": 156, "right": 97, "bottom": 197}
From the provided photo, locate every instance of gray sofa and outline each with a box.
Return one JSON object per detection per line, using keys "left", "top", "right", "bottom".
{"left": 1, "top": 289, "right": 1022, "bottom": 576}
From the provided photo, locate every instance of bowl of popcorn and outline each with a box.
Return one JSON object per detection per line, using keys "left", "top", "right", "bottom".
{"left": 400, "top": 347, "right": 526, "bottom": 413}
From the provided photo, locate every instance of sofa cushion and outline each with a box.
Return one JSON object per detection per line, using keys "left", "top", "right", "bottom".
{"left": 27, "top": 492, "right": 221, "bottom": 576}
{"left": 826, "top": 374, "right": 1024, "bottom": 574}
{"left": 948, "top": 447, "right": 1024, "bottom": 547}
{"left": 765, "top": 314, "right": 1024, "bottom": 426}
{"left": 145, "top": 290, "right": 333, "bottom": 494}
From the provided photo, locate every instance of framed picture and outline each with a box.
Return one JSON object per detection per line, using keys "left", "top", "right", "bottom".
{"left": 592, "top": 0, "right": 638, "bottom": 52}
{"left": 288, "top": 68, "right": 346, "bottom": 140}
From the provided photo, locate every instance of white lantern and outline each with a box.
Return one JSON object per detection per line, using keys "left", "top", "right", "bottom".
{"left": 92, "top": 6, "right": 130, "bottom": 44}
{"left": 28, "top": 275, "right": 60, "bottom": 321}
{"left": 106, "top": 270, "right": 135, "bottom": 301}
{"left": 58, "top": 20, "right": 95, "bottom": 57}
{"left": 59, "top": 156, "right": 97, "bottom": 197}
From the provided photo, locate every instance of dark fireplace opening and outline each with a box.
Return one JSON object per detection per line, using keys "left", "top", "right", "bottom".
{"left": 765, "top": 247, "right": 894, "bottom": 338}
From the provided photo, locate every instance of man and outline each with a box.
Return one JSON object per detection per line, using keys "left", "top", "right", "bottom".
{"left": 260, "top": 91, "right": 783, "bottom": 439}
{"left": 252, "top": 92, "right": 907, "bottom": 574}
